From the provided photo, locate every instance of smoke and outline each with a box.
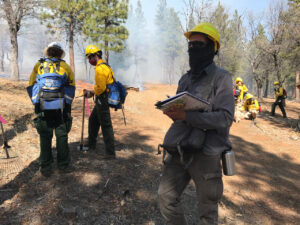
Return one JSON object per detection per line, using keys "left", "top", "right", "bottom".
{"left": 0, "top": 2, "right": 188, "bottom": 87}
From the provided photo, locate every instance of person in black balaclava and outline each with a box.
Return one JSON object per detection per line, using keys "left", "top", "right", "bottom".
{"left": 158, "top": 23, "right": 235, "bottom": 225}
{"left": 188, "top": 34, "right": 216, "bottom": 74}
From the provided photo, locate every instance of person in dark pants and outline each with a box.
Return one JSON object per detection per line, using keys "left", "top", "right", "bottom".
{"left": 28, "top": 42, "right": 75, "bottom": 177}
{"left": 271, "top": 81, "right": 287, "bottom": 118}
{"left": 158, "top": 22, "right": 234, "bottom": 225}
{"left": 84, "top": 44, "right": 115, "bottom": 159}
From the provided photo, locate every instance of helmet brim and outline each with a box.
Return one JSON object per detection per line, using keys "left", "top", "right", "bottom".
{"left": 43, "top": 46, "right": 66, "bottom": 59}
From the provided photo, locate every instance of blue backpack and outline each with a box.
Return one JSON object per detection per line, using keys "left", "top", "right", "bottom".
{"left": 101, "top": 63, "right": 127, "bottom": 110}
{"left": 27, "top": 58, "right": 75, "bottom": 110}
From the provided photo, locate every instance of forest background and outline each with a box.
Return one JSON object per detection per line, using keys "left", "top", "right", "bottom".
{"left": 0, "top": 0, "right": 299, "bottom": 99}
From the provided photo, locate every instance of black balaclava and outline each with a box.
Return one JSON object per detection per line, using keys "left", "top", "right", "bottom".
{"left": 188, "top": 38, "right": 215, "bottom": 74}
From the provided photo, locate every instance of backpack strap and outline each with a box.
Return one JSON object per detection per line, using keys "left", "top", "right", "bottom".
{"left": 100, "top": 62, "right": 116, "bottom": 82}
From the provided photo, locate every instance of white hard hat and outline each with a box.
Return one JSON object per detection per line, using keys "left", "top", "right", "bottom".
{"left": 43, "top": 42, "right": 65, "bottom": 58}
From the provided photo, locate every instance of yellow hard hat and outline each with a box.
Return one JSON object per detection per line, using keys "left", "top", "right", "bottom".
{"left": 245, "top": 93, "right": 253, "bottom": 100}
{"left": 85, "top": 44, "right": 101, "bottom": 58}
{"left": 273, "top": 81, "right": 280, "bottom": 86}
{"left": 235, "top": 77, "right": 243, "bottom": 84}
{"left": 184, "top": 22, "right": 220, "bottom": 53}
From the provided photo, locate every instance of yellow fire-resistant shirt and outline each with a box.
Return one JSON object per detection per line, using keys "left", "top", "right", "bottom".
{"left": 242, "top": 84, "right": 248, "bottom": 94}
{"left": 29, "top": 59, "right": 75, "bottom": 86}
{"left": 275, "top": 87, "right": 284, "bottom": 99}
{"left": 94, "top": 59, "right": 115, "bottom": 96}
{"left": 235, "top": 84, "right": 248, "bottom": 101}
{"left": 242, "top": 98, "right": 259, "bottom": 112}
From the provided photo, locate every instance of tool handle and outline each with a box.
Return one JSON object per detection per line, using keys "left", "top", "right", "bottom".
{"left": 80, "top": 96, "right": 86, "bottom": 146}
{"left": 121, "top": 105, "right": 126, "bottom": 126}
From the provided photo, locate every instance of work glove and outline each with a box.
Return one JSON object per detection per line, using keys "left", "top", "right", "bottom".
{"left": 84, "top": 89, "right": 94, "bottom": 98}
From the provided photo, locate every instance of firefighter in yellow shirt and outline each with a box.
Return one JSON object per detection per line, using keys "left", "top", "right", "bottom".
{"left": 27, "top": 42, "right": 75, "bottom": 177}
{"left": 84, "top": 44, "right": 115, "bottom": 159}
{"left": 271, "top": 81, "right": 287, "bottom": 118}
{"left": 242, "top": 93, "right": 259, "bottom": 120}
{"left": 235, "top": 77, "right": 248, "bottom": 101}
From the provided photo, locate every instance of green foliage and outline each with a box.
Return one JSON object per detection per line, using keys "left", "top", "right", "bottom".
{"left": 210, "top": 4, "right": 244, "bottom": 76}
{"left": 83, "top": 0, "right": 129, "bottom": 58}
{"left": 164, "top": 8, "right": 185, "bottom": 60}
{"left": 155, "top": 0, "right": 168, "bottom": 35}
{"left": 41, "top": 0, "right": 88, "bottom": 36}
{"left": 155, "top": 0, "right": 184, "bottom": 59}
{"left": 281, "top": 0, "right": 300, "bottom": 71}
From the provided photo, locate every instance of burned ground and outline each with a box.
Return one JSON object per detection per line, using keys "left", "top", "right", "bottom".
{"left": 0, "top": 79, "right": 299, "bottom": 225}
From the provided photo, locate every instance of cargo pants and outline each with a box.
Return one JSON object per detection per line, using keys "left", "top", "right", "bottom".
{"left": 158, "top": 151, "right": 223, "bottom": 225}
{"left": 88, "top": 93, "right": 115, "bottom": 155}
{"left": 271, "top": 97, "right": 286, "bottom": 118}
{"left": 33, "top": 104, "right": 72, "bottom": 173}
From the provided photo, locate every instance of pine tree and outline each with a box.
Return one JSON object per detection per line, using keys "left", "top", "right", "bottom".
{"left": 154, "top": 1, "right": 185, "bottom": 84}
{"left": 83, "top": 0, "right": 129, "bottom": 63}
{"left": 130, "top": 0, "right": 147, "bottom": 86}
{"left": 41, "top": 0, "right": 89, "bottom": 73}
{"left": 209, "top": 2, "right": 230, "bottom": 69}
{"left": 163, "top": 8, "right": 185, "bottom": 84}
{"left": 155, "top": 0, "right": 168, "bottom": 36}
{"left": 282, "top": 0, "right": 300, "bottom": 99}
{"left": 154, "top": 0, "right": 168, "bottom": 82}
{"left": 246, "top": 22, "right": 270, "bottom": 99}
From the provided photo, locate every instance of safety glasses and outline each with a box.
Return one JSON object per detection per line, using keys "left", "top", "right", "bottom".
{"left": 87, "top": 54, "right": 96, "bottom": 60}
{"left": 188, "top": 41, "right": 207, "bottom": 49}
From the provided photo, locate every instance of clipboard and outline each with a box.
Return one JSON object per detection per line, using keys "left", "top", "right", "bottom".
{"left": 155, "top": 91, "right": 210, "bottom": 111}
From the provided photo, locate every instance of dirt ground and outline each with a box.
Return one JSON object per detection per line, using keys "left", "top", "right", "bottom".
{"left": 0, "top": 78, "right": 299, "bottom": 225}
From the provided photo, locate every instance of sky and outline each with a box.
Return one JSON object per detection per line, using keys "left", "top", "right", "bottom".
{"left": 130, "top": 0, "right": 273, "bottom": 28}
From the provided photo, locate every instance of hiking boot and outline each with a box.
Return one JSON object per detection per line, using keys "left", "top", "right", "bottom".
{"left": 40, "top": 169, "right": 52, "bottom": 177}
{"left": 88, "top": 145, "right": 96, "bottom": 151}
{"left": 58, "top": 165, "right": 74, "bottom": 174}
{"left": 86, "top": 141, "right": 96, "bottom": 151}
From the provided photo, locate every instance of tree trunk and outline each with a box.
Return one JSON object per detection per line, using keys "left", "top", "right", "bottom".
{"left": 9, "top": 30, "right": 19, "bottom": 81}
{"left": 69, "top": 19, "right": 75, "bottom": 73}
{"left": 296, "top": 71, "right": 300, "bottom": 100}
{"left": 134, "top": 54, "right": 139, "bottom": 85}
{"left": 105, "top": 41, "right": 109, "bottom": 63}
{"left": 169, "top": 57, "right": 175, "bottom": 85}
{"left": 273, "top": 53, "right": 281, "bottom": 82}
{"left": 259, "top": 85, "right": 263, "bottom": 99}
{"left": 264, "top": 74, "right": 269, "bottom": 97}
{"left": 0, "top": 50, "right": 4, "bottom": 72}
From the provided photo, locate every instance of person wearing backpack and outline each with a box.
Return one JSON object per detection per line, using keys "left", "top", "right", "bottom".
{"left": 157, "top": 23, "right": 234, "bottom": 225}
{"left": 271, "top": 81, "right": 287, "bottom": 118}
{"left": 27, "top": 42, "right": 75, "bottom": 177}
{"left": 84, "top": 44, "right": 116, "bottom": 159}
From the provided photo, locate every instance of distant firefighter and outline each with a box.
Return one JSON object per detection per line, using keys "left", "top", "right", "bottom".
{"left": 234, "top": 77, "right": 248, "bottom": 102}
{"left": 242, "top": 93, "right": 259, "bottom": 120}
{"left": 271, "top": 81, "right": 287, "bottom": 118}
